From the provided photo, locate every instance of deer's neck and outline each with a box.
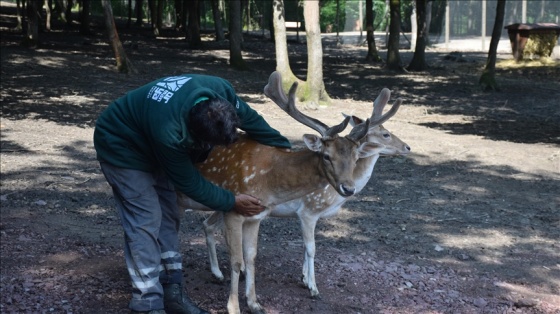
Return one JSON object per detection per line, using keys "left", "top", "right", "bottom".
{"left": 262, "top": 150, "right": 328, "bottom": 206}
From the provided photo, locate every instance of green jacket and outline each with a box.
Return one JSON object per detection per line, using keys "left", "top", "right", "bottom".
{"left": 94, "top": 74, "right": 291, "bottom": 212}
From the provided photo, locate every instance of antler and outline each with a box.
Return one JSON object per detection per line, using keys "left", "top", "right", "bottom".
{"left": 345, "top": 118, "right": 370, "bottom": 142}
{"left": 264, "top": 71, "right": 350, "bottom": 138}
{"left": 369, "top": 88, "right": 403, "bottom": 127}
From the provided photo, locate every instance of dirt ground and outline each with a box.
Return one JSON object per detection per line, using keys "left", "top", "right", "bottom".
{"left": 1, "top": 3, "right": 560, "bottom": 314}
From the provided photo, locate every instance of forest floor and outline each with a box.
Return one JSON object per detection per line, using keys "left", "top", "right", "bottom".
{"left": 1, "top": 2, "right": 560, "bottom": 313}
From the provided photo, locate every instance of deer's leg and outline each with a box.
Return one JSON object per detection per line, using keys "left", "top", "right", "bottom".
{"left": 299, "top": 212, "right": 321, "bottom": 298}
{"left": 242, "top": 220, "right": 265, "bottom": 314}
{"left": 203, "top": 212, "right": 225, "bottom": 281}
{"left": 224, "top": 213, "right": 244, "bottom": 314}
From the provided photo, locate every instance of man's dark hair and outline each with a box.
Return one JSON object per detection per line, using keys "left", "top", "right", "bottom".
{"left": 188, "top": 98, "right": 240, "bottom": 146}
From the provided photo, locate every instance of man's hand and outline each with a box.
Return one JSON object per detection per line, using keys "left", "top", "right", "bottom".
{"left": 234, "top": 194, "right": 265, "bottom": 216}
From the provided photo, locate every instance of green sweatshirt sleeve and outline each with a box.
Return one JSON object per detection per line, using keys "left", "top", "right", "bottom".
{"left": 233, "top": 96, "right": 292, "bottom": 148}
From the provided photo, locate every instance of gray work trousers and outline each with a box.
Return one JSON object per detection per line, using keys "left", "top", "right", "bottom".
{"left": 100, "top": 162, "right": 184, "bottom": 312}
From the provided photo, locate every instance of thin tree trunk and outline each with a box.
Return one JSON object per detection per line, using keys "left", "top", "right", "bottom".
{"left": 425, "top": 0, "right": 432, "bottom": 45}
{"left": 101, "top": 0, "right": 136, "bottom": 74}
{"left": 365, "top": 0, "right": 382, "bottom": 62}
{"left": 386, "top": 0, "right": 403, "bottom": 71}
{"left": 211, "top": 0, "right": 224, "bottom": 41}
{"left": 174, "top": 0, "right": 183, "bottom": 30}
{"left": 156, "top": 0, "right": 164, "bottom": 32}
{"left": 479, "top": 0, "right": 506, "bottom": 91}
{"left": 272, "top": 0, "right": 297, "bottom": 83}
{"left": 16, "top": 0, "right": 23, "bottom": 30}
{"left": 302, "top": 0, "right": 331, "bottom": 108}
{"left": 148, "top": 0, "right": 158, "bottom": 35}
{"left": 65, "top": 0, "right": 73, "bottom": 27}
{"left": 135, "top": 0, "right": 143, "bottom": 26}
{"left": 229, "top": 0, "right": 248, "bottom": 70}
{"left": 79, "top": 0, "right": 91, "bottom": 35}
{"left": 407, "top": 0, "right": 428, "bottom": 71}
{"left": 24, "top": 0, "right": 39, "bottom": 47}
{"left": 186, "top": 0, "right": 202, "bottom": 48}
{"left": 44, "top": 0, "right": 51, "bottom": 31}
{"left": 127, "top": 0, "right": 132, "bottom": 28}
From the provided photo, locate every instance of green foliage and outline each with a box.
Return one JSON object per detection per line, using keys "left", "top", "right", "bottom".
{"left": 523, "top": 33, "right": 559, "bottom": 60}
{"left": 319, "top": 0, "right": 389, "bottom": 33}
{"left": 319, "top": 0, "right": 345, "bottom": 32}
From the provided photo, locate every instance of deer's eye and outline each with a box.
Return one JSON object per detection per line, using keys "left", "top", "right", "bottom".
{"left": 383, "top": 133, "right": 391, "bottom": 139}
{"left": 323, "top": 155, "right": 331, "bottom": 162}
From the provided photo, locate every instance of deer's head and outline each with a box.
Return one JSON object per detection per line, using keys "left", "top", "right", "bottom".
{"left": 264, "top": 71, "right": 384, "bottom": 196}
{"left": 346, "top": 88, "right": 411, "bottom": 156}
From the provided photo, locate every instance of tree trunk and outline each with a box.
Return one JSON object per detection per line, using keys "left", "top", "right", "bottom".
{"left": 16, "top": 0, "right": 23, "bottom": 30}
{"left": 44, "top": 0, "right": 51, "bottom": 31}
{"left": 156, "top": 0, "right": 164, "bottom": 32}
{"left": 302, "top": 0, "right": 331, "bottom": 108}
{"left": 65, "top": 0, "right": 73, "bottom": 27}
{"left": 24, "top": 0, "right": 39, "bottom": 47}
{"left": 174, "top": 0, "right": 183, "bottom": 30}
{"left": 365, "top": 0, "right": 382, "bottom": 62}
{"left": 186, "top": 0, "right": 202, "bottom": 48}
{"left": 127, "top": 0, "right": 132, "bottom": 28}
{"left": 211, "top": 0, "right": 225, "bottom": 41}
{"left": 272, "top": 0, "right": 297, "bottom": 84}
{"left": 407, "top": 0, "right": 428, "bottom": 71}
{"left": 148, "top": 0, "right": 158, "bottom": 35}
{"left": 425, "top": 0, "right": 432, "bottom": 45}
{"left": 479, "top": 0, "right": 506, "bottom": 91}
{"left": 386, "top": 0, "right": 403, "bottom": 70}
{"left": 135, "top": 0, "right": 143, "bottom": 26}
{"left": 79, "top": 0, "right": 91, "bottom": 35}
{"left": 229, "top": 0, "right": 248, "bottom": 70}
{"left": 101, "top": 0, "right": 136, "bottom": 74}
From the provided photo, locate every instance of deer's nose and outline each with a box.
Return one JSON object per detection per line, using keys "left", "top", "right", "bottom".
{"left": 340, "top": 184, "right": 356, "bottom": 196}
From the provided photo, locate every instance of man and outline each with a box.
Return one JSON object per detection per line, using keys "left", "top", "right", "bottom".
{"left": 93, "top": 74, "right": 291, "bottom": 314}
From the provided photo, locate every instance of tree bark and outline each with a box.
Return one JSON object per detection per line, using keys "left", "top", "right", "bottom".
{"left": 479, "top": 0, "right": 506, "bottom": 91}
{"left": 302, "top": 0, "right": 331, "bottom": 108}
{"left": 16, "top": 0, "right": 23, "bottom": 31}
{"left": 272, "top": 0, "right": 298, "bottom": 85}
{"left": 135, "top": 0, "right": 144, "bottom": 26}
{"left": 210, "top": 0, "right": 225, "bottom": 41}
{"left": 425, "top": 0, "right": 432, "bottom": 45}
{"left": 24, "top": 0, "right": 39, "bottom": 47}
{"left": 101, "top": 0, "right": 136, "bottom": 74}
{"left": 407, "top": 0, "right": 428, "bottom": 71}
{"left": 365, "top": 0, "right": 382, "bottom": 62}
{"left": 148, "top": 0, "right": 158, "bottom": 35}
{"left": 79, "top": 0, "right": 91, "bottom": 35}
{"left": 44, "top": 0, "right": 51, "bottom": 31}
{"left": 229, "top": 0, "right": 248, "bottom": 70}
{"left": 186, "top": 0, "right": 202, "bottom": 48}
{"left": 386, "top": 0, "right": 403, "bottom": 70}
{"left": 65, "top": 0, "right": 73, "bottom": 27}
{"left": 156, "top": 0, "right": 164, "bottom": 32}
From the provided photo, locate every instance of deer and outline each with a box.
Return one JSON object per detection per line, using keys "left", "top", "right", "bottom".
{"left": 199, "top": 85, "right": 410, "bottom": 301}
{"left": 176, "top": 71, "right": 389, "bottom": 314}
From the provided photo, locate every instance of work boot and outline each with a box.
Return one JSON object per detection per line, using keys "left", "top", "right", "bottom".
{"left": 163, "top": 283, "right": 209, "bottom": 314}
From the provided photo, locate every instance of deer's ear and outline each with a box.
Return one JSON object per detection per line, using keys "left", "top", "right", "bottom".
{"left": 343, "top": 113, "right": 364, "bottom": 127}
{"left": 303, "top": 134, "right": 323, "bottom": 152}
{"left": 357, "top": 142, "right": 385, "bottom": 158}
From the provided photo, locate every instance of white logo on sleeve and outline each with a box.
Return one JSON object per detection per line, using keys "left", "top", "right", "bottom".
{"left": 147, "top": 76, "right": 192, "bottom": 103}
